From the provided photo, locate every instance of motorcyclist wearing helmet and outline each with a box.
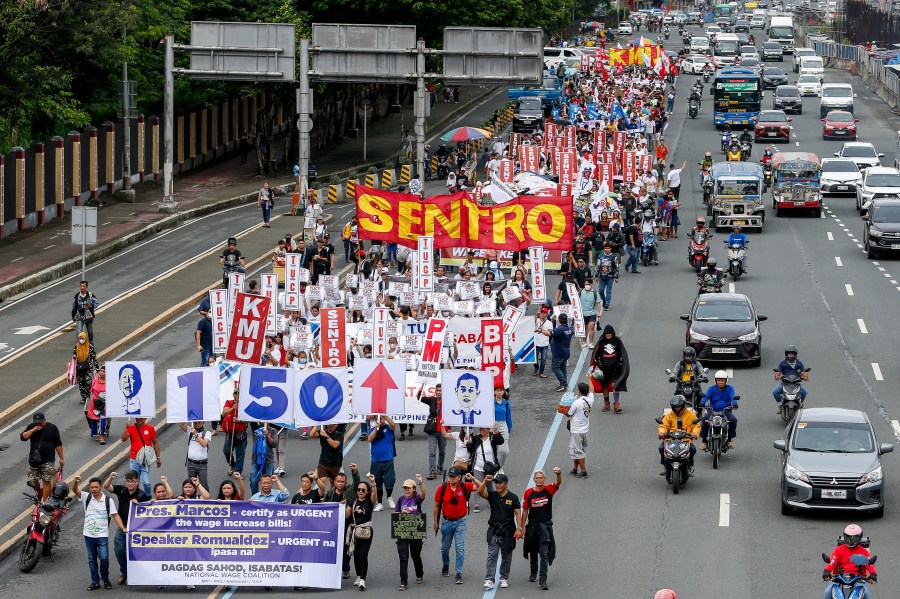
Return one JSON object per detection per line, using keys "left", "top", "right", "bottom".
{"left": 761, "top": 146, "right": 774, "bottom": 166}
{"left": 773, "top": 345, "right": 809, "bottom": 413}
{"left": 219, "top": 237, "right": 246, "bottom": 274}
{"left": 725, "top": 225, "right": 749, "bottom": 272}
{"left": 672, "top": 347, "right": 706, "bottom": 387}
{"left": 738, "top": 129, "right": 753, "bottom": 158}
{"left": 697, "top": 258, "right": 725, "bottom": 292}
{"left": 823, "top": 524, "right": 877, "bottom": 599}
{"left": 657, "top": 395, "right": 700, "bottom": 473}
{"left": 654, "top": 591, "right": 678, "bottom": 599}
{"left": 726, "top": 139, "right": 742, "bottom": 162}
{"left": 688, "top": 86, "right": 702, "bottom": 110}
{"left": 687, "top": 216, "right": 709, "bottom": 242}
{"left": 699, "top": 370, "right": 738, "bottom": 450}
{"left": 699, "top": 151, "right": 713, "bottom": 171}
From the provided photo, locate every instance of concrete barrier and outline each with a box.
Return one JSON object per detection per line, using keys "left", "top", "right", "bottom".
{"left": 381, "top": 168, "right": 395, "bottom": 189}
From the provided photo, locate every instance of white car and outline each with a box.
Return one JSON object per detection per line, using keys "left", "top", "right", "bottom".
{"left": 834, "top": 142, "right": 884, "bottom": 171}
{"left": 689, "top": 36, "right": 712, "bottom": 54}
{"left": 750, "top": 16, "right": 766, "bottom": 29}
{"left": 617, "top": 22, "right": 633, "bottom": 36}
{"left": 798, "top": 55, "right": 825, "bottom": 82}
{"left": 796, "top": 74, "right": 823, "bottom": 97}
{"left": 682, "top": 55, "right": 713, "bottom": 74}
{"left": 856, "top": 166, "right": 900, "bottom": 212}
{"left": 793, "top": 48, "right": 816, "bottom": 73}
{"left": 740, "top": 45, "right": 760, "bottom": 59}
{"left": 820, "top": 158, "right": 862, "bottom": 196}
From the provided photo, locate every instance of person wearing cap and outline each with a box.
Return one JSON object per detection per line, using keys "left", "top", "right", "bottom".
{"left": 21, "top": 412, "right": 64, "bottom": 501}
{"left": 103, "top": 469, "right": 148, "bottom": 585}
{"left": 549, "top": 313, "right": 574, "bottom": 392}
{"left": 394, "top": 474, "right": 426, "bottom": 590}
{"left": 221, "top": 388, "right": 247, "bottom": 476}
{"left": 554, "top": 272, "right": 576, "bottom": 306}
{"left": 533, "top": 309, "right": 553, "bottom": 378}
{"left": 476, "top": 472, "right": 522, "bottom": 590}
{"left": 433, "top": 467, "right": 476, "bottom": 584}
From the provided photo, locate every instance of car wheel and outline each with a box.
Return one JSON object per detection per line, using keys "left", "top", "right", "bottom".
{"left": 865, "top": 237, "right": 877, "bottom": 259}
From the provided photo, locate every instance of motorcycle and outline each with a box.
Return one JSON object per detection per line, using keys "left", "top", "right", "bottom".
{"left": 697, "top": 269, "right": 726, "bottom": 293}
{"left": 437, "top": 155, "right": 451, "bottom": 180}
{"left": 821, "top": 552, "right": 876, "bottom": 599}
{"left": 703, "top": 69, "right": 711, "bottom": 83}
{"left": 664, "top": 29, "right": 670, "bottom": 40}
{"left": 666, "top": 367, "right": 709, "bottom": 413}
{"left": 727, "top": 243, "right": 746, "bottom": 280}
{"left": 776, "top": 368, "right": 811, "bottom": 422}
{"left": 762, "top": 163, "right": 773, "bottom": 191}
{"left": 720, "top": 131, "right": 732, "bottom": 152}
{"left": 641, "top": 229, "right": 657, "bottom": 267}
{"left": 702, "top": 176, "right": 714, "bottom": 206}
{"left": 726, "top": 143, "right": 742, "bottom": 162}
{"left": 689, "top": 230, "right": 711, "bottom": 272}
{"left": 695, "top": 402, "right": 738, "bottom": 469}
{"left": 222, "top": 262, "right": 241, "bottom": 289}
{"left": 655, "top": 416, "right": 693, "bottom": 494}
{"left": 20, "top": 485, "right": 71, "bottom": 572}
{"left": 740, "top": 140, "right": 752, "bottom": 162}
{"left": 688, "top": 98, "right": 699, "bottom": 119}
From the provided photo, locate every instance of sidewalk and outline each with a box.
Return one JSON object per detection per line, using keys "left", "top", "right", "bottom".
{"left": 0, "top": 84, "right": 502, "bottom": 300}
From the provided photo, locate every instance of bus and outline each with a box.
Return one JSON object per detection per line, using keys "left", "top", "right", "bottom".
{"left": 712, "top": 69, "right": 762, "bottom": 128}
{"left": 714, "top": 4, "right": 737, "bottom": 25}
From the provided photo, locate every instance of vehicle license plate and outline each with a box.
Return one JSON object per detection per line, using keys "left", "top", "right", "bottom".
{"left": 734, "top": 220, "right": 746, "bottom": 225}
{"left": 793, "top": 201, "right": 805, "bottom": 206}
{"left": 891, "top": 244, "right": 900, "bottom": 250}
{"left": 836, "top": 186, "right": 848, "bottom": 191}
{"left": 834, "top": 130, "right": 846, "bottom": 134}
{"left": 821, "top": 489, "right": 847, "bottom": 499}
{"left": 711, "top": 347, "right": 736, "bottom": 354}
{"left": 767, "top": 132, "right": 777, "bottom": 136}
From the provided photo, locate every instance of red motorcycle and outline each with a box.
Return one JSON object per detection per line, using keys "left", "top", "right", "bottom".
{"left": 688, "top": 229, "right": 712, "bottom": 273}
{"left": 20, "top": 480, "right": 71, "bottom": 572}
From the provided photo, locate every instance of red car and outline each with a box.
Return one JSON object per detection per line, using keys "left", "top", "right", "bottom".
{"left": 753, "top": 110, "right": 791, "bottom": 142}
{"left": 821, "top": 110, "right": 859, "bottom": 140}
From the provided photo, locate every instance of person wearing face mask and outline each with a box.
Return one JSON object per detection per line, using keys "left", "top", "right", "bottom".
{"left": 578, "top": 279, "right": 602, "bottom": 349}
{"left": 195, "top": 310, "right": 213, "bottom": 367}
{"left": 387, "top": 337, "right": 400, "bottom": 358}
{"left": 73, "top": 331, "right": 99, "bottom": 405}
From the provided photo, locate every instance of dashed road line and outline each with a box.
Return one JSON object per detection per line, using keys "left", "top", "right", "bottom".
{"left": 857, "top": 319, "right": 868, "bottom": 334}
{"left": 719, "top": 493, "right": 731, "bottom": 527}
{"left": 845, "top": 284, "right": 854, "bottom": 296}
{"left": 872, "top": 363, "right": 884, "bottom": 381}
{"left": 728, "top": 282, "right": 735, "bottom": 293}
{"left": 834, "top": 257, "right": 843, "bottom": 266}
{"left": 827, "top": 232, "right": 834, "bottom": 240}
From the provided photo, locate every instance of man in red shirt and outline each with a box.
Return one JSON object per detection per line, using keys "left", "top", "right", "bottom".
{"left": 119, "top": 417, "right": 160, "bottom": 496}
{"left": 823, "top": 524, "right": 877, "bottom": 596}
{"left": 432, "top": 467, "right": 475, "bottom": 584}
{"left": 520, "top": 467, "right": 562, "bottom": 590}
{"left": 656, "top": 139, "right": 669, "bottom": 163}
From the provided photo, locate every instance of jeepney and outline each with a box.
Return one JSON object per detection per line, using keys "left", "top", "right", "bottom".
{"left": 771, "top": 151, "right": 822, "bottom": 218}
{"left": 707, "top": 161, "right": 765, "bottom": 232}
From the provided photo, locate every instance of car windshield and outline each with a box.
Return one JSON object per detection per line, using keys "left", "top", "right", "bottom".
{"left": 843, "top": 146, "right": 877, "bottom": 157}
{"left": 866, "top": 174, "right": 900, "bottom": 187}
{"left": 776, "top": 86, "right": 799, "bottom": 96}
{"left": 793, "top": 421, "right": 874, "bottom": 453}
{"left": 827, "top": 113, "right": 854, "bottom": 123}
{"left": 802, "top": 58, "right": 823, "bottom": 68}
{"left": 760, "top": 112, "right": 787, "bottom": 122}
{"left": 764, "top": 43, "right": 781, "bottom": 50}
{"left": 798, "top": 75, "right": 819, "bottom": 84}
{"left": 823, "top": 87, "right": 852, "bottom": 97}
{"left": 694, "top": 300, "right": 753, "bottom": 321}
{"left": 764, "top": 68, "right": 784, "bottom": 76}
{"left": 742, "top": 58, "right": 760, "bottom": 66}
{"left": 822, "top": 161, "right": 859, "bottom": 173}
{"left": 518, "top": 98, "right": 541, "bottom": 111}
{"left": 795, "top": 50, "right": 815, "bottom": 58}
{"left": 693, "top": 57, "right": 709, "bottom": 64}
{"left": 717, "top": 180, "right": 760, "bottom": 195}
{"left": 873, "top": 205, "right": 900, "bottom": 222}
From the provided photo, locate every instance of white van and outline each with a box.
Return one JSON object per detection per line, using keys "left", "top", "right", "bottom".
{"left": 798, "top": 55, "right": 824, "bottom": 82}
{"left": 714, "top": 33, "right": 741, "bottom": 66}
{"left": 543, "top": 47, "right": 582, "bottom": 69}
{"left": 690, "top": 36, "right": 711, "bottom": 54}
{"left": 617, "top": 22, "right": 633, "bottom": 36}
{"left": 819, "top": 83, "right": 856, "bottom": 117}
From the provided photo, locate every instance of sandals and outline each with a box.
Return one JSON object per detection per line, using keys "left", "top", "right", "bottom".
{"left": 614, "top": 402, "right": 623, "bottom": 414}
{"left": 426, "top": 473, "right": 437, "bottom": 480}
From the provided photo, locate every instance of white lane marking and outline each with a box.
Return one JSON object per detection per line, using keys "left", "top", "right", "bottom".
{"left": 102, "top": 221, "right": 112, "bottom": 226}
{"left": 891, "top": 420, "right": 900, "bottom": 442}
{"left": 872, "top": 363, "right": 884, "bottom": 381}
{"left": 43, "top": 245, "right": 55, "bottom": 250}
{"left": 719, "top": 493, "right": 731, "bottom": 527}
{"left": 725, "top": 368, "right": 734, "bottom": 378}
{"left": 857, "top": 319, "right": 868, "bottom": 334}
{"left": 857, "top": 244, "right": 864, "bottom": 249}
{"left": 851, "top": 238, "right": 859, "bottom": 243}
{"left": 827, "top": 232, "right": 834, "bottom": 240}
{"left": 878, "top": 266, "right": 886, "bottom": 272}
{"left": 795, "top": 141, "right": 800, "bottom": 146}
{"left": 872, "top": 262, "right": 880, "bottom": 265}
{"left": 846, "top": 284, "right": 854, "bottom": 296}
{"left": 892, "top": 280, "right": 898, "bottom": 285}
{"left": 834, "top": 218, "right": 842, "bottom": 223}
{"left": 820, "top": 212, "right": 826, "bottom": 219}
{"left": 10, "top": 257, "right": 23, "bottom": 262}
{"left": 728, "top": 282, "right": 735, "bottom": 293}
{"left": 884, "top": 273, "right": 893, "bottom": 278}
{"left": 834, "top": 257, "right": 843, "bottom": 266}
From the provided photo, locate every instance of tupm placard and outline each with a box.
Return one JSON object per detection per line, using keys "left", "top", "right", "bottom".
{"left": 284, "top": 254, "right": 301, "bottom": 311}
{"left": 415, "top": 236, "right": 434, "bottom": 292}
{"left": 528, "top": 246, "right": 546, "bottom": 302}
{"left": 209, "top": 289, "right": 229, "bottom": 353}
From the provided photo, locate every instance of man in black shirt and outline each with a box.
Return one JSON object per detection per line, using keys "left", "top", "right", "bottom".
{"left": 554, "top": 272, "right": 577, "bottom": 305}
{"left": 295, "top": 238, "right": 316, "bottom": 271}
{"left": 624, "top": 215, "right": 643, "bottom": 274}
{"left": 103, "top": 470, "right": 149, "bottom": 585}
{"left": 520, "top": 467, "right": 562, "bottom": 590}
{"left": 476, "top": 473, "right": 521, "bottom": 590}
{"left": 290, "top": 471, "right": 325, "bottom": 504}
{"left": 312, "top": 238, "right": 334, "bottom": 283}
{"left": 20, "top": 412, "right": 64, "bottom": 501}
{"left": 310, "top": 424, "right": 344, "bottom": 483}
{"left": 195, "top": 315, "right": 213, "bottom": 367}
{"left": 218, "top": 238, "right": 246, "bottom": 273}
{"left": 571, "top": 232, "right": 590, "bottom": 263}
{"left": 571, "top": 257, "right": 592, "bottom": 289}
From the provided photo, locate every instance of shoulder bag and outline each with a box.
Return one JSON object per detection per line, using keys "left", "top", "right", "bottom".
{"left": 352, "top": 504, "right": 372, "bottom": 540}
{"left": 134, "top": 425, "right": 157, "bottom": 468}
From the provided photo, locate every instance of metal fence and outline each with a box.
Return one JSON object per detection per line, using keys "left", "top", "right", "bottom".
{"left": 805, "top": 30, "right": 900, "bottom": 107}
{"left": 846, "top": 0, "right": 900, "bottom": 46}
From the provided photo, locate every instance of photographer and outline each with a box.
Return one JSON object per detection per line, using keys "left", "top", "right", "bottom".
{"left": 179, "top": 421, "right": 212, "bottom": 490}
{"left": 466, "top": 425, "right": 505, "bottom": 514}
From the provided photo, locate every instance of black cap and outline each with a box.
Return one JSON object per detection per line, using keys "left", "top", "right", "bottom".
{"left": 32, "top": 412, "right": 46, "bottom": 423}
{"left": 447, "top": 467, "right": 462, "bottom": 477}
{"left": 493, "top": 473, "right": 509, "bottom": 483}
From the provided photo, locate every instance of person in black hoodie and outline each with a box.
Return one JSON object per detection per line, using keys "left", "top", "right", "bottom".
{"left": 589, "top": 324, "right": 630, "bottom": 413}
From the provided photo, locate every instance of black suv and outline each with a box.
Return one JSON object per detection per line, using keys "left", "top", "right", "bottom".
{"left": 512, "top": 96, "right": 543, "bottom": 133}
{"left": 863, "top": 196, "right": 900, "bottom": 258}
{"left": 773, "top": 85, "right": 802, "bottom": 114}
{"left": 762, "top": 41, "right": 784, "bottom": 62}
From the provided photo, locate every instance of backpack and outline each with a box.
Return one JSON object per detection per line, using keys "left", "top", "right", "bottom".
{"left": 85, "top": 493, "right": 113, "bottom": 525}
{"left": 437, "top": 482, "right": 472, "bottom": 522}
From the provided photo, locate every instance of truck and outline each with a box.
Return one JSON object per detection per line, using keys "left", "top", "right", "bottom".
{"left": 512, "top": 96, "right": 544, "bottom": 133}
{"left": 766, "top": 15, "right": 795, "bottom": 54}
{"left": 507, "top": 68, "right": 576, "bottom": 105}
{"left": 708, "top": 161, "right": 766, "bottom": 232}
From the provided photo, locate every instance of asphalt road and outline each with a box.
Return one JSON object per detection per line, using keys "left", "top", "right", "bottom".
{"left": 2, "top": 27, "right": 900, "bottom": 598}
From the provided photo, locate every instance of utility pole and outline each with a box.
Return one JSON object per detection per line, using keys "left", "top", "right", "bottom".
{"left": 297, "top": 38, "right": 311, "bottom": 211}
{"left": 159, "top": 35, "right": 177, "bottom": 213}
{"left": 415, "top": 38, "right": 427, "bottom": 183}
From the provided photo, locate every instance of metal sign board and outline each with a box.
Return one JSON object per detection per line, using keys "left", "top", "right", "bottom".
{"left": 311, "top": 23, "right": 416, "bottom": 83}
{"left": 442, "top": 27, "right": 542, "bottom": 86}
{"left": 71, "top": 207, "right": 98, "bottom": 245}
{"left": 189, "top": 22, "right": 296, "bottom": 82}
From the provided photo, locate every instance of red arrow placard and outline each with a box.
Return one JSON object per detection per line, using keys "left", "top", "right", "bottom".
{"left": 351, "top": 359, "right": 406, "bottom": 416}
